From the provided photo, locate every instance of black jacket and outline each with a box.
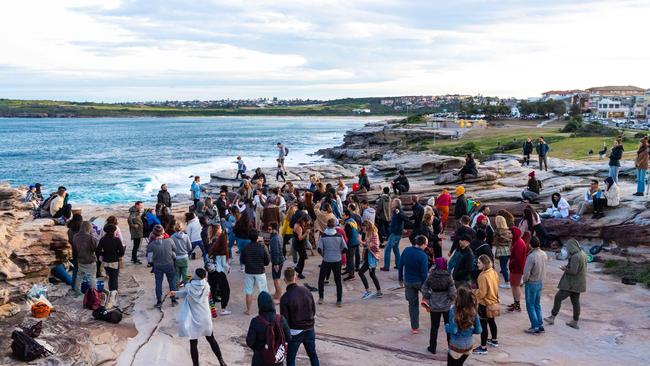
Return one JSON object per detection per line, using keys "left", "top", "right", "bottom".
{"left": 241, "top": 242, "right": 271, "bottom": 275}
{"left": 523, "top": 141, "right": 533, "bottom": 154}
{"left": 280, "top": 284, "right": 316, "bottom": 330}
{"left": 451, "top": 225, "right": 476, "bottom": 254}
{"left": 454, "top": 194, "right": 468, "bottom": 220}
{"left": 410, "top": 202, "right": 424, "bottom": 229}
{"left": 246, "top": 292, "right": 291, "bottom": 366}
{"left": 96, "top": 236, "right": 124, "bottom": 263}
{"left": 393, "top": 175, "right": 410, "bottom": 191}
{"left": 453, "top": 246, "right": 474, "bottom": 283}
{"left": 157, "top": 190, "right": 172, "bottom": 208}
{"left": 609, "top": 145, "right": 624, "bottom": 167}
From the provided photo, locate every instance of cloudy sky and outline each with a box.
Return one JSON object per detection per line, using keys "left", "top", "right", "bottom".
{"left": 1, "top": 0, "right": 649, "bottom": 102}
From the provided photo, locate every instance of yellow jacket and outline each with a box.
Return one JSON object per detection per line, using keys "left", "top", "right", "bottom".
{"left": 476, "top": 268, "right": 499, "bottom": 306}
{"left": 281, "top": 218, "right": 294, "bottom": 237}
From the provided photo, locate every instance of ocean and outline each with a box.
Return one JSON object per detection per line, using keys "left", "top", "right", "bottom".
{"left": 0, "top": 116, "right": 376, "bottom": 205}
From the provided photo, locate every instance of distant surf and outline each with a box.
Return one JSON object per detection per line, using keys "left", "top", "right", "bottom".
{"left": 0, "top": 116, "right": 378, "bottom": 204}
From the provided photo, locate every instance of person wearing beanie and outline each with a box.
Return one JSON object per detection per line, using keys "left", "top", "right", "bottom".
{"left": 545, "top": 239, "right": 587, "bottom": 330}
{"left": 147, "top": 224, "right": 178, "bottom": 308}
{"left": 521, "top": 171, "right": 542, "bottom": 203}
{"left": 170, "top": 268, "right": 228, "bottom": 366}
{"left": 453, "top": 186, "right": 468, "bottom": 226}
{"left": 358, "top": 167, "right": 370, "bottom": 192}
{"left": 246, "top": 291, "right": 291, "bottom": 366}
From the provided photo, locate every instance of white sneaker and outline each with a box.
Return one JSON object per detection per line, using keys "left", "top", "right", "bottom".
{"left": 361, "top": 291, "right": 372, "bottom": 299}
{"left": 220, "top": 309, "right": 232, "bottom": 316}
{"left": 499, "top": 283, "right": 511, "bottom": 289}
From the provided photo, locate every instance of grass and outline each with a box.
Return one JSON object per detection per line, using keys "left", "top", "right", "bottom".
{"left": 602, "top": 259, "right": 650, "bottom": 288}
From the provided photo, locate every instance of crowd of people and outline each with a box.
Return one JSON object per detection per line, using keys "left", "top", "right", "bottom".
{"left": 34, "top": 135, "right": 649, "bottom": 366}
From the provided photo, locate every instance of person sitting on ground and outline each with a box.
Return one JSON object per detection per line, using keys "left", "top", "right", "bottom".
{"left": 49, "top": 186, "right": 72, "bottom": 222}
{"left": 25, "top": 185, "right": 41, "bottom": 209}
{"left": 598, "top": 144, "right": 608, "bottom": 159}
{"left": 456, "top": 153, "right": 478, "bottom": 182}
{"left": 445, "top": 287, "right": 482, "bottom": 365}
{"left": 570, "top": 180, "right": 602, "bottom": 221}
{"left": 246, "top": 291, "right": 291, "bottom": 366}
{"left": 398, "top": 235, "right": 430, "bottom": 335}
{"left": 391, "top": 170, "right": 410, "bottom": 195}
{"left": 541, "top": 193, "right": 570, "bottom": 219}
{"left": 601, "top": 176, "right": 620, "bottom": 216}
{"left": 521, "top": 171, "right": 542, "bottom": 203}
{"left": 170, "top": 268, "right": 228, "bottom": 366}
{"left": 357, "top": 167, "right": 371, "bottom": 192}
{"left": 280, "top": 267, "right": 320, "bottom": 366}
{"left": 544, "top": 239, "right": 587, "bottom": 330}
{"left": 421, "top": 257, "right": 455, "bottom": 355}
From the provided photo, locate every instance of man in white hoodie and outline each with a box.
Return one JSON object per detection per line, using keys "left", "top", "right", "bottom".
{"left": 185, "top": 212, "right": 207, "bottom": 265}
{"left": 170, "top": 268, "right": 228, "bottom": 366}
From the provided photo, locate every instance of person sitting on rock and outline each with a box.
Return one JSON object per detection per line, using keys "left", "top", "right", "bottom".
{"left": 541, "top": 193, "right": 570, "bottom": 219}
{"left": 455, "top": 153, "right": 479, "bottom": 182}
{"left": 357, "top": 167, "right": 371, "bottom": 192}
{"left": 49, "top": 186, "right": 72, "bottom": 222}
{"left": 570, "top": 180, "right": 602, "bottom": 222}
{"left": 391, "top": 170, "right": 410, "bottom": 195}
{"left": 596, "top": 177, "right": 620, "bottom": 219}
{"left": 521, "top": 171, "right": 542, "bottom": 203}
{"left": 25, "top": 184, "right": 41, "bottom": 210}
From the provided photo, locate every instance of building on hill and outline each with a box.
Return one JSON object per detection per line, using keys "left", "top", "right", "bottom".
{"left": 586, "top": 85, "right": 646, "bottom": 97}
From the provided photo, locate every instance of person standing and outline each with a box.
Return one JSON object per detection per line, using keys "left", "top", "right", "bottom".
{"left": 293, "top": 216, "right": 311, "bottom": 279}
{"left": 148, "top": 225, "right": 178, "bottom": 308}
{"left": 127, "top": 201, "right": 144, "bottom": 264}
{"left": 453, "top": 186, "right": 468, "bottom": 225}
{"left": 171, "top": 222, "right": 192, "bottom": 285}
{"left": 544, "top": 239, "right": 587, "bottom": 329}
{"left": 343, "top": 210, "right": 360, "bottom": 281}
{"left": 269, "top": 223, "right": 286, "bottom": 302}
{"left": 235, "top": 156, "right": 246, "bottom": 180}
{"left": 246, "top": 291, "right": 291, "bottom": 366}
{"left": 359, "top": 220, "right": 382, "bottom": 298}
{"left": 206, "top": 229, "right": 232, "bottom": 315}
{"left": 633, "top": 136, "right": 649, "bottom": 196}
{"left": 473, "top": 255, "right": 499, "bottom": 355}
{"left": 157, "top": 184, "right": 172, "bottom": 209}
{"left": 608, "top": 138, "right": 624, "bottom": 183}
{"left": 170, "top": 268, "right": 228, "bottom": 366}
{"left": 241, "top": 230, "right": 271, "bottom": 315}
{"left": 445, "top": 287, "right": 482, "bottom": 366}
{"left": 436, "top": 188, "right": 452, "bottom": 232}
{"left": 96, "top": 224, "right": 124, "bottom": 294}
{"left": 410, "top": 195, "right": 424, "bottom": 231}
{"left": 507, "top": 227, "right": 527, "bottom": 313}
{"left": 190, "top": 176, "right": 205, "bottom": 209}
{"left": 72, "top": 221, "right": 98, "bottom": 295}
{"left": 277, "top": 142, "right": 288, "bottom": 175}
{"left": 375, "top": 187, "right": 391, "bottom": 246}
{"left": 523, "top": 236, "right": 547, "bottom": 334}
{"left": 186, "top": 212, "right": 208, "bottom": 265}
{"left": 522, "top": 137, "right": 533, "bottom": 166}
{"left": 536, "top": 136, "right": 549, "bottom": 171}
{"left": 276, "top": 159, "right": 286, "bottom": 182}
{"left": 452, "top": 235, "right": 474, "bottom": 289}
{"left": 421, "top": 257, "right": 455, "bottom": 354}
{"left": 280, "top": 268, "right": 319, "bottom": 366}
{"left": 398, "top": 235, "right": 429, "bottom": 334}
{"left": 316, "top": 219, "right": 347, "bottom": 307}
{"left": 493, "top": 216, "right": 513, "bottom": 289}
{"left": 380, "top": 198, "right": 408, "bottom": 272}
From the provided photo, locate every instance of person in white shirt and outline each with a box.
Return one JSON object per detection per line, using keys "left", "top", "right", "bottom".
{"left": 337, "top": 178, "right": 349, "bottom": 203}
{"left": 542, "top": 193, "right": 570, "bottom": 219}
{"left": 253, "top": 189, "right": 267, "bottom": 231}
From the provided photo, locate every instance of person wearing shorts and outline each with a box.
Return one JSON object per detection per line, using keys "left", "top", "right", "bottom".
{"left": 241, "top": 230, "right": 270, "bottom": 315}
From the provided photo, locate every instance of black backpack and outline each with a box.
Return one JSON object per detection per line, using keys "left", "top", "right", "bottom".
{"left": 92, "top": 306, "right": 123, "bottom": 324}
{"left": 11, "top": 330, "right": 51, "bottom": 361}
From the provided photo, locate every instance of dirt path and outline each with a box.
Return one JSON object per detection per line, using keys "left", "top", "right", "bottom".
{"left": 85, "top": 206, "right": 650, "bottom": 366}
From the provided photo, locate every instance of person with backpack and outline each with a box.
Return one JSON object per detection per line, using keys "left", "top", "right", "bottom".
{"left": 148, "top": 225, "right": 178, "bottom": 308}
{"left": 399, "top": 235, "right": 429, "bottom": 334}
{"left": 72, "top": 221, "right": 98, "bottom": 296}
{"left": 522, "top": 137, "right": 534, "bottom": 166}
{"left": 280, "top": 268, "right": 319, "bottom": 366}
{"left": 317, "top": 218, "right": 347, "bottom": 307}
{"left": 521, "top": 171, "right": 542, "bottom": 203}
{"left": 421, "top": 257, "right": 455, "bottom": 354}
{"left": 96, "top": 224, "right": 124, "bottom": 293}
{"left": 170, "top": 268, "right": 228, "bottom": 366}
{"left": 246, "top": 291, "right": 291, "bottom": 366}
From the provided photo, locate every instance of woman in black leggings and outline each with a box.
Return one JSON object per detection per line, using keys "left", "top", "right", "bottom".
{"left": 171, "top": 268, "right": 227, "bottom": 366}
{"left": 359, "top": 221, "right": 382, "bottom": 298}
{"left": 293, "top": 216, "right": 310, "bottom": 279}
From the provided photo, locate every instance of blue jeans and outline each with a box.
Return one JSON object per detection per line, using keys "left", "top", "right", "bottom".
{"left": 498, "top": 255, "right": 510, "bottom": 283}
{"left": 287, "top": 328, "right": 319, "bottom": 366}
{"left": 525, "top": 281, "right": 543, "bottom": 330}
{"left": 637, "top": 168, "right": 646, "bottom": 194}
{"left": 154, "top": 263, "right": 177, "bottom": 302}
{"left": 227, "top": 232, "right": 236, "bottom": 258}
{"left": 236, "top": 237, "right": 251, "bottom": 265}
{"left": 383, "top": 233, "right": 401, "bottom": 269}
{"left": 608, "top": 165, "right": 620, "bottom": 183}
{"left": 70, "top": 258, "right": 78, "bottom": 291}
{"left": 191, "top": 240, "right": 208, "bottom": 264}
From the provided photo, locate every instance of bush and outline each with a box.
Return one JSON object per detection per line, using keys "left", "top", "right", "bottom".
{"left": 634, "top": 132, "right": 648, "bottom": 139}
{"left": 561, "top": 117, "right": 583, "bottom": 133}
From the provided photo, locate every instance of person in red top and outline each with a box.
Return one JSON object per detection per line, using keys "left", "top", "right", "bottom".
{"left": 435, "top": 189, "right": 452, "bottom": 233}
{"left": 508, "top": 227, "right": 527, "bottom": 312}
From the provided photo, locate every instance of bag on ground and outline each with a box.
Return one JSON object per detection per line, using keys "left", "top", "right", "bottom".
{"left": 83, "top": 288, "right": 102, "bottom": 310}
{"left": 11, "top": 330, "right": 51, "bottom": 361}
{"left": 92, "top": 306, "right": 123, "bottom": 324}
{"left": 257, "top": 314, "right": 287, "bottom": 365}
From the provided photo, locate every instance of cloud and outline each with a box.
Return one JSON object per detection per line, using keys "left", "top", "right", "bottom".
{"left": 0, "top": 0, "right": 648, "bottom": 101}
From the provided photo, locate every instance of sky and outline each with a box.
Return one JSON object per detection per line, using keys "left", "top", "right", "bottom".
{"left": 1, "top": 0, "right": 649, "bottom": 102}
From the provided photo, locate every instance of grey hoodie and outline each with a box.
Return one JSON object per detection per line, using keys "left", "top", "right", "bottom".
{"left": 171, "top": 231, "right": 192, "bottom": 259}
{"left": 147, "top": 237, "right": 177, "bottom": 267}
{"left": 317, "top": 227, "right": 347, "bottom": 263}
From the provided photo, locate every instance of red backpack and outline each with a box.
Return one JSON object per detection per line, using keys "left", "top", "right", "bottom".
{"left": 257, "top": 314, "right": 287, "bottom": 365}
{"left": 83, "top": 288, "right": 102, "bottom": 310}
